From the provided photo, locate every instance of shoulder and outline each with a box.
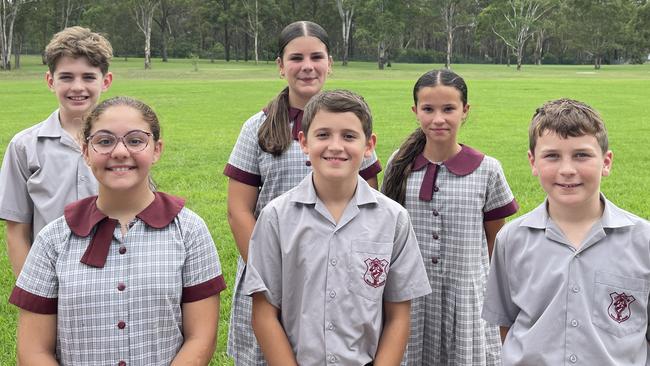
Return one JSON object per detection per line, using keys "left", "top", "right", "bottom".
{"left": 366, "top": 188, "right": 410, "bottom": 227}
{"left": 175, "top": 206, "right": 209, "bottom": 232}
{"left": 34, "top": 215, "right": 74, "bottom": 252}
{"left": 479, "top": 154, "right": 505, "bottom": 172}
{"left": 7, "top": 120, "right": 47, "bottom": 149}
{"left": 241, "top": 110, "right": 267, "bottom": 131}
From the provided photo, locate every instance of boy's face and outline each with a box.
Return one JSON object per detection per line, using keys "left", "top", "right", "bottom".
{"left": 46, "top": 55, "right": 112, "bottom": 120}
{"left": 299, "top": 109, "right": 375, "bottom": 184}
{"left": 528, "top": 131, "right": 612, "bottom": 211}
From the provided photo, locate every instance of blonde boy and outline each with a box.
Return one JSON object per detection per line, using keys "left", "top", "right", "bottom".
{"left": 482, "top": 99, "right": 650, "bottom": 365}
{"left": 243, "top": 90, "right": 431, "bottom": 365}
{"left": 0, "top": 26, "right": 113, "bottom": 275}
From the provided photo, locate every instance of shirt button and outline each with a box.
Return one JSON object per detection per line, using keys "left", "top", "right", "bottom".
{"left": 79, "top": 175, "right": 87, "bottom": 182}
{"left": 119, "top": 362, "right": 127, "bottom": 366}
{"left": 330, "top": 259, "right": 337, "bottom": 266}
{"left": 117, "top": 321, "right": 126, "bottom": 329}
{"left": 433, "top": 186, "right": 439, "bottom": 192}
{"left": 431, "top": 256, "right": 439, "bottom": 264}
{"left": 569, "top": 354, "right": 578, "bottom": 363}
{"left": 572, "top": 285, "right": 580, "bottom": 293}
{"left": 432, "top": 209, "right": 439, "bottom": 216}
{"left": 117, "top": 283, "right": 126, "bottom": 291}
{"left": 327, "top": 322, "right": 334, "bottom": 330}
{"left": 432, "top": 233, "right": 439, "bottom": 240}
{"left": 119, "top": 246, "right": 127, "bottom": 255}
{"left": 328, "top": 354, "right": 337, "bottom": 363}
{"left": 571, "top": 319, "right": 579, "bottom": 327}
{"left": 329, "top": 290, "right": 336, "bottom": 298}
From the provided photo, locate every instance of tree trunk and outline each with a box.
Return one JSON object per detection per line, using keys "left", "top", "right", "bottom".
{"left": 377, "top": 41, "right": 386, "bottom": 70}
{"left": 1, "top": 0, "right": 20, "bottom": 71}
{"left": 161, "top": 30, "right": 168, "bottom": 62}
{"left": 224, "top": 22, "right": 230, "bottom": 61}
{"left": 445, "top": 29, "right": 453, "bottom": 69}
{"left": 336, "top": 0, "right": 353, "bottom": 66}
{"left": 144, "top": 27, "right": 152, "bottom": 69}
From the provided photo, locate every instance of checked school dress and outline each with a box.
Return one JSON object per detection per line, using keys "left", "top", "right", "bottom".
{"left": 393, "top": 145, "right": 518, "bottom": 366}
{"left": 224, "top": 108, "right": 381, "bottom": 365}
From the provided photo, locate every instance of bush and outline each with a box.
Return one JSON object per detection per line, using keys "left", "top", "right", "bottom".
{"left": 394, "top": 49, "right": 446, "bottom": 63}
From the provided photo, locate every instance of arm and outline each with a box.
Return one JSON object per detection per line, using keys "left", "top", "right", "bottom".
{"left": 366, "top": 176, "right": 378, "bottom": 190}
{"left": 251, "top": 292, "right": 297, "bottom": 366}
{"left": 374, "top": 300, "right": 411, "bottom": 366}
{"left": 6, "top": 221, "right": 32, "bottom": 276}
{"left": 500, "top": 326, "right": 509, "bottom": 343}
{"left": 226, "top": 178, "right": 258, "bottom": 262}
{"left": 171, "top": 295, "right": 220, "bottom": 366}
{"left": 16, "top": 309, "right": 58, "bottom": 365}
{"left": 484, "top": 218, "right": 505, "bottom": 260}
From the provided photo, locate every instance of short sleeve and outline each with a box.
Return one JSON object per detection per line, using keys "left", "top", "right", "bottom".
{"left": 0, "top": 136, "right": 34, "bottom": 223}
{"left": 9, "top": 225, "right": 60, "bottom": 314}
{"left": 181, "top": 210, "right": 226, "bottom": 303}
{"left": 359, "top": 150, "right": 382, "bottom": 180}
{"left": 242, "top": 205, "right": 283, "bottom": 308}
{"left": 382, "top": 208, "right": 432, "bottom": 303}
{"left": 223, "top": 112, "right": 264, "bottom": 186}
{"left": 483, "top": 158, "right": 518, "bottom": 221}
{"left": 482, "top": 227, "right": 519, "bottom": 326}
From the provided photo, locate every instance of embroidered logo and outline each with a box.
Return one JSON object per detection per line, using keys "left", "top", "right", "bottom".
{"left": 608, "top": 292, "right": 636, "bottom": 323}
{"left": 364, "top": 258, "right": 389, "bottom": 288}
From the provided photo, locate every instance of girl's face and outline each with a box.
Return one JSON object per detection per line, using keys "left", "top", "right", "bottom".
{"left": 83, "top": 105, "right": 162, "bottom": 194}
{"left": 277, "top": 36, "right": 332, "bottom": 108}
{"left": 412, "top": 85, "right": 469, "bottom": 146}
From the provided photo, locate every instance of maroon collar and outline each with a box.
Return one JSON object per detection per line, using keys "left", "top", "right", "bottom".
{"left": 64, "top": 192, "right": 185, "bottom": 268}
{"left": 412, "top": 144, "right": 484, "bottom": 175}
{"left": 262, "top": 106, "right": 303, "bottom": 141}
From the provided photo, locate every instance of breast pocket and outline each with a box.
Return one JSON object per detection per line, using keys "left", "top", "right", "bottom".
{"left": 592, "top": 271, "right": 649, "bottom": 338}
{"left": 348, "top": 241, "right": 393, "bottom": 302}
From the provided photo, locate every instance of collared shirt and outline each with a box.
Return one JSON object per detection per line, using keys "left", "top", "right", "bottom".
{"left": 389, "top": 145, "right": 518, "bottom": 366}
{"left": 482, "top": 195, "right": 650, "bottom": 366}
{"left": 0, "top": 110, "right": 97, "bottom": 240}
{"left": 223, "top": 109, "right": 382, "bottom": 365}
{"left": 243, "top": 173, "right": 431, "bottom": 365}
{"left": 9, "top": 192, "right": 226, "bottom": 366}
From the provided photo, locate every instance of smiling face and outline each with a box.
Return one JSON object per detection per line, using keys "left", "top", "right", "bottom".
{"left": 529, "top": 131, "right": 612, "bottom": 213}
{"left": 83, "top": 105, "right": 162, "bottom": 195}
{"left": 413, "top": 85, "right": 469, "bottom": 149}
{"left": 299, "top": 109, "right": 375, "bottom": 185}
{"left": 278, "top": 36, "right": 332, "bottom": 108}
{"left": 47, "top": 55, "right": 112, "bottom": 122}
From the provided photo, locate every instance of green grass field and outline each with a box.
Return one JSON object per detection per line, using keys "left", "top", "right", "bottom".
{"left": 1, "top": 56, "right": 649, "bottom": 364}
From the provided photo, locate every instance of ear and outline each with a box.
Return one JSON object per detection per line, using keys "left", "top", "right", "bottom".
{"left": 101, "top": 72, "right": 113, "bottom": 91}
{"left": 327, "top": 55, "right": 333, "bottom": 72}
{"left": 528, "top": 150, "right": 539, "bottom": 176}
{"left": 298, "top": 131, "right": 308, "bottom": 154}
{"left": 364, "top": 133, "right": 377, "bottom": 158}
{"left": 276, "top": 57, "right": 284, "bottom": 77}
{"left": 46, "top": 71, "right": 54, "bottom": 90}
{"left": 601, "top": 150, "right": 613, "bottom": 177}
{"left": 152, "top": 139, "right": 164, "bottom": 164}
{"left": 411, "top": 105, "right": 417, "bottom": 114}
{"left": 82, "top": 143, "right": 91, "bottom": 165}
{"left": 462, "top": 103, "right": 470, "bottom": 118}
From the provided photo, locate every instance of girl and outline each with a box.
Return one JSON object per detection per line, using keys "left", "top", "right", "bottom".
{"left": 10, "top": 96, "right": 226, "bottom": 366}
{"left": 382, "top": 70, "right": 518, "bottom": 365}
{"left": 224, "top": 21, "right": 381, "bottom": 365}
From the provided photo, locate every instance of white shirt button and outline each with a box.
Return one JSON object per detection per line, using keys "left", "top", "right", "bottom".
{"left": 569, "top": 354, "right": 578, "bottom": 363}
{"left": 570, "top": 319, "right": 579, "bottom": 327}
{"left": 329, "top": 290, "right": 336, "bottom": 298}
{"left": 327, "top": 322, "right": 334, "bottom": 330}
{"left": 328, "top": 354, "right": 337, "bottom": 363}
{"left": 572, "top": 285, "right": 580, "bottom": 293}
{"left": 330, "top": 259, "right": 337, "bottom": 266}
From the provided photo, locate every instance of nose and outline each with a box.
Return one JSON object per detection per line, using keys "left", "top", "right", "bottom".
{"left": 431, "top": 111, "right": 445, "bottom": 124}
{"left": 301, "top": 59, "right": 314, "bottom": 72}
{"left": 71, "top": 76, "right": 84, "bottom": 91}
{"left": 327, "top": 136, "right": 344, "bottom": 152}
{"left": 110, "top": 138, "right": 130, "bottom": 158}
{"left": 558, "top": 157, "right": 576, "bottom": 176}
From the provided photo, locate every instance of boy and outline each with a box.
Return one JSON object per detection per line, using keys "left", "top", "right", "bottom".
{"left": 243, "top": 90, "right": 431, "bottom": 365}
{"left": 482, "top": 98, "right": 650, "bottom": 365}
{"left": 0, "top": 26, "right": 112, "bottom": 276}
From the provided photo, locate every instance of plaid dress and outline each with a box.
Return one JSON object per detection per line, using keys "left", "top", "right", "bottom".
{"left": 395, "top": 145, "right": 518, "bottom": 366}
{"left": 224, "top": 110, "right": 381, "bottom": 365}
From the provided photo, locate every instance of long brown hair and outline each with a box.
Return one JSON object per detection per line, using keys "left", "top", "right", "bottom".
{"left": 382, "top": 69, "right": 468, "bottom": 205}
{"left": 258, "top": 21, "right": 330, "bottom": 156}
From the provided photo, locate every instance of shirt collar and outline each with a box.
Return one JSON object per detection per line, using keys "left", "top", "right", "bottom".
{"left": 292, "top": 172, "right": 377, "bottom": 207}
{"left": 37, "top": 110, "right": 64, "bottom": 138}
{"left": 261, "top": 106, "right": 303, "bottom": 141}
{"left": 64, "top": 192, "right": 185, "bottom": 268}
{"left": 411, "top": 144, "right": 485, "bottom": 176}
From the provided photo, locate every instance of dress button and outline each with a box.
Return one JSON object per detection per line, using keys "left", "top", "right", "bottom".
{"left": 330, "top": 259, "right": 337, "bottom": 266}
{"left": 432, "top": 209, "right": 439, "bottom": 216}
{"left": 572, "top": 285, "right": 580, "bottom": 293}
{"left": 329, "top": 290, "right": 336, "bottom": 298}
{"left": 117, "top": 283, "right": 126, "bottom": 291}
{"left": 571, "top": 319, "right": 579, "bottom": 327}
{"left": 569, "top": 354, "right": 578, "bottom": 363}
{"left": 431, "top": 256, "right": 439, "bottom": 264}
{"left": 305, "top": 161, "right": 312, "bottom": 166}
{"left": 118, "top": 361, "right": 126, "bottom": 366}
{"left": 433, "top": 186, "right": 439, "bottom": 192}
{"left": 432, "top": 234, "right": 439, "bottom": 240}
{"left": 117, "top": 321, "right": 126, "bottom": 329}
{"left": 119, "top": 246, "right": 127, "bottom": 254}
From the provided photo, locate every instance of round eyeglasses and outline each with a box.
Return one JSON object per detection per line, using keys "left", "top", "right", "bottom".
{"left": 87, "top": 130, "right": 153, "bottom": 155}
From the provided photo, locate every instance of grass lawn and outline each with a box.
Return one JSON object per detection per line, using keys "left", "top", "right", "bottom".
{"left": 1, "top": 56, "right": 649, "bottom": 364}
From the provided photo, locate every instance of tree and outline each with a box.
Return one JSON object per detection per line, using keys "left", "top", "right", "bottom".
{"left": 132, "top": 0, "right": 160, "bottom": 69}
{"left": 336, "top": 0, "right": 355, "bottom": 66}
{"left": 1, "top": 0, "right": 21, "bottom": 70}
{"left": 436, "top": 0, "right": 481, "bottom": 69}
{"left": 479, "top": 0, "right": 555, "bottom": 70}
{"left": 240, "top": 0, "right": 259, "bottom": 64}
{"left": 357, "top": 0, "right": 405, "bottom": 69}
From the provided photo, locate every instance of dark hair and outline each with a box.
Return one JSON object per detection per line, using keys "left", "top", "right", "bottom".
{"left": 382, "top": 69, "right": 468, "bottom": 205}
{"left": 529, "top": 98, "right": 608, "bottom": 154}
{"left": 45, "top": 26, "right": 113, "bottom": 75}
{"left": 302, "top": 90, "right": 373, "bottom": 139}
{"left": 258, "top": 21, "right": 330, "bottom": 156}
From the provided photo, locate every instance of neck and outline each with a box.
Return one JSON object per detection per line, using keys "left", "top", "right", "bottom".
{"left": 423, "top": 140, "right": 461, "bottom": 162}
{"left": 58, "top": 109, "right": 85, "bottom": 144}
{"left": 548, "top": 194, "right": 603, "bottom": 226}
{"left": 96, "top": 184, "right": 155, "bottom": 225}
{"left": 288, "top": 91, "right": 311, "bottom": 110}
{"left": 312, "top": 174, "right": 357, "bottom": 222}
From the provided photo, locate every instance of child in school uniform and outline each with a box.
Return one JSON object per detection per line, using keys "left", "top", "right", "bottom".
{"left": 9, "top": 96, "right": 226, "bottom": 365}
{"left": 0, "top": 26, "right": 112, "bottom": 276}
{"left": 224, "top": 21, "right": 381, "bottom": 365}
{"left": 381, "top": 69, "right": 518, "bottom": 365}
{"left": 482, "top": 98, "right": 650, "bottom": 365}
{"left": 243, "top": 89, "right": 431, "bottom": 366}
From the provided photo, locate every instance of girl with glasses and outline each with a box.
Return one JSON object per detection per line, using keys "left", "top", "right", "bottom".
{"left": 10, "top": 96, "right": 226, "bottom": 365}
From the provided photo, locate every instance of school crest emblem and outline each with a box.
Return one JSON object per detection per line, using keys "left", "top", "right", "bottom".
{"left": 364, "top": 258, "right": 389, "bottom": 288}
{"left": 608, "top": 292, "right": 636, "bottom": 323}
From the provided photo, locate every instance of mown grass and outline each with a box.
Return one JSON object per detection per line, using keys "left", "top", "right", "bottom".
{"left": 1, "top": 56, "right": 649, "bottom": 365}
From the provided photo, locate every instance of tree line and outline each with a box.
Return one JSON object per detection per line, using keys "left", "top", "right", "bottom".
{"left": 1, "top": 0, "right": 649, "bottom": 71}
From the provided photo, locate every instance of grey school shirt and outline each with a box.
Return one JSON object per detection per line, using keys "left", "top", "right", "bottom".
{"left": 243, "top": 173, "right": 432, "bottom": 365}
{"left": 0, "top": 110, "right": 97, "bottom": 240}
{"left": 482, "top": 195, "right": 650, "bottom": 366}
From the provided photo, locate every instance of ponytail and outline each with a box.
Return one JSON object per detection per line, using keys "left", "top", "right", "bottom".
{"left": 382, "top": 128, "right": 427, "bottom": 205}
{"left": 258, "top": 87, "right": 292, "bottom": 156}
